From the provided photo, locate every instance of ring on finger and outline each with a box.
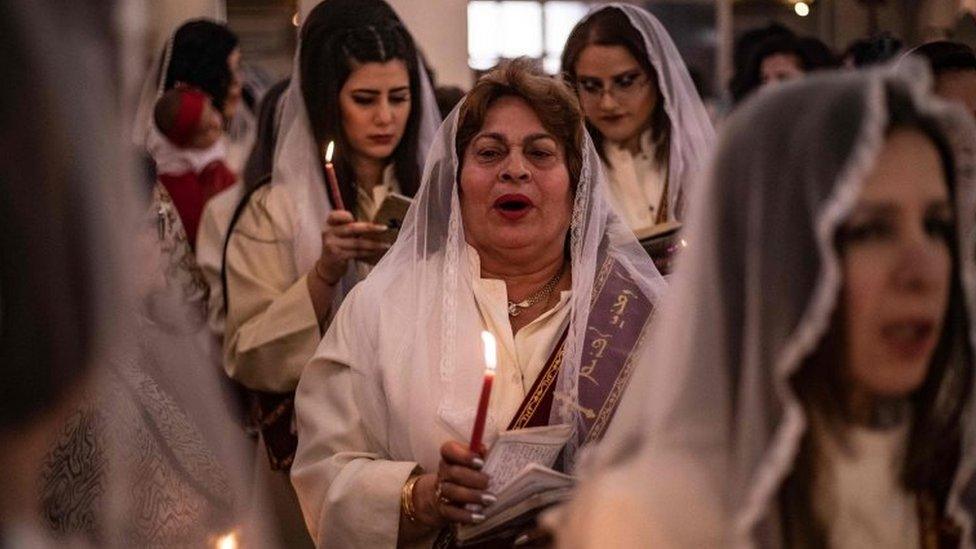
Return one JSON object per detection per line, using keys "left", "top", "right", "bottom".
{"left": 435, "top": 481, "right": 451, "bottom": 505}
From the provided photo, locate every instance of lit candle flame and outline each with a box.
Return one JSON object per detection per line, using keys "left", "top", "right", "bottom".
{"left": 215, "top": 531, "right": 239, "bottom": 549}
{"left": 481, "top": 331, "right": 497, "bottom": 373}
{"left": 325, "top": 140, "right": 335, "bottom": 163}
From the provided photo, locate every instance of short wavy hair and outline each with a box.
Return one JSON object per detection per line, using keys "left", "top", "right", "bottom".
{"left": 456, "top": 58, "right": 585, "bottom": 189}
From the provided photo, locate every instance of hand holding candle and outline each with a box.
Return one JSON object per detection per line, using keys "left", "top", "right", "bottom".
{"left": 323, "top": 140, "right": 346, "bottom": 211}
{"left": 470, "top": 331, "right": 497, "bottom": 453}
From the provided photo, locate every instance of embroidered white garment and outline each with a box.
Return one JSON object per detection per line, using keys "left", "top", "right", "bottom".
{"left": 290, "top": 254, "right": 570, "bottom": 546}
{"left": 291, "top": 80, "right": 666, "bottom": 546}
{"left": 603, "top": 130, "right": 667, "bottom": 232}
{"left": 813, "top": 423, "right": 919, "bottom": 549}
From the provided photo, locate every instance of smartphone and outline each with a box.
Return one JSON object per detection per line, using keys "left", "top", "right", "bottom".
{"left": 363, "top": 192, "right": 412, "bottom": 264}
{"left": 370, "top": 193, "right": 411, "bottom": 243}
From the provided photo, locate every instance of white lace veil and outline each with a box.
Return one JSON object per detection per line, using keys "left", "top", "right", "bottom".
{"left": 568, "top": 4, "right": 715, "bottom": 219}
{"left": 271, "top": 2, "right": 441, "bottom": 291}
{"left": 3, "top": 3, "right": 274, "bottom": 546}
{"left": 340, "top": 78, "right": 668, "bottom": 471}
{"left": 567, "top": 60, "right": 976, "bottom": 546}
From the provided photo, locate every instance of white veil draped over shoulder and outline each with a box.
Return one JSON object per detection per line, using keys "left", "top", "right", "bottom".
{"left": 572, "top": 3, "right": 715, "bottom": 219}
{"left": 335, "top": 90, "right": 668, "bottom": 471}
{"left": 557, "top": 60, "right": 976, "bottom": 547}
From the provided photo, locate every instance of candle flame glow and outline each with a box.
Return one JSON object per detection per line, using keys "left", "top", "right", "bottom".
{"left": 215, "top": 531, "right": 239, "bottom": 549}
{"left": 481, "top": 331, "right": 497, "bottom": 373}
{"left": 325, "top": 140, "right": 335, "bottom": 162}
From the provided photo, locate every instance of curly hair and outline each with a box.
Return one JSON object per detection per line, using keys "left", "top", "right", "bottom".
{"left": 456, "top": 58, "right": 584, "bottom": 190}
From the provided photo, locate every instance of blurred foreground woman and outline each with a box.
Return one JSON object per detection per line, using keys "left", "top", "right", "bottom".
{"left": 553, "top": 62, "right": 976, "bottom": 548}
{"left": 0, "top": 3, "right": 272, "bottom": 547}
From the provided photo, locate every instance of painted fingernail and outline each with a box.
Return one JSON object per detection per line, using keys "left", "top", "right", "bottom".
{"left": 471, "top": 457, "right": 485, "bottom": 469}
{"left": 464, "top": 503, "right": 484, "bottom": 513}
{"left": 481, "top": 493, "right": 497, "bottom": 506}
{"left": 471, "top": 513, "right": 486, "bottom": 523}
{"left": 514, "top": 534, "right": 530, "bottom": 546}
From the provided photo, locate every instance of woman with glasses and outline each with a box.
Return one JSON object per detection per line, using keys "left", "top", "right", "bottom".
{"left": 562, "top": 4, "right": 713, "bottom": 238}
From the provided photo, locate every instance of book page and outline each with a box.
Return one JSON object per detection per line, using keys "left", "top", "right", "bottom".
{"left": 482, "top": 424, "right": 572, "bottom": 494}
{"left": 490, "top": 463, "right": 574, "bottom": 513}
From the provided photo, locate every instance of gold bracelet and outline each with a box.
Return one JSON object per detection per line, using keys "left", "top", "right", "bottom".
{"left": 401, "top": 473, "right": 423, "bottom": 523}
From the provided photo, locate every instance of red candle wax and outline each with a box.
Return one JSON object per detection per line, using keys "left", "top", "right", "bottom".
{"left": 469, "top": 370, "right": 494, "bottom": 452}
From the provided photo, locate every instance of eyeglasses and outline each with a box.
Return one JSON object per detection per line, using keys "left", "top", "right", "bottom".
{"left": 576, "top": 71, "right": 650, "bottom": 104}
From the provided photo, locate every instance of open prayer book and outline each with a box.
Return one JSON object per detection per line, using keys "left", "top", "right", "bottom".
{"left": 455, "top": 424, "right": 575, "bottom": 546}
{"left": 634, "top": 220, "right": 683, "bottom": 275}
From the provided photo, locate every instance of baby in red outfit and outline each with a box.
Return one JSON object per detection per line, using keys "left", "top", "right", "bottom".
{"left": 149, "top": 87, "right": 237, "bottom": 248}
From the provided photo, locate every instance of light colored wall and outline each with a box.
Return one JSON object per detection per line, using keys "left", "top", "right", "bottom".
{"left": 387, "top": 0, "right": 472, "bottom": 89}
{"left": 147, "top": 0, "right": 226, "bottom": 51}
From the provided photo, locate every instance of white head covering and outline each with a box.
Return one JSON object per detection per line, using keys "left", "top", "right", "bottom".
{"left": 337, "top": 69, "right": 668, "bottom": 470}
{"left": 563, "top": 60, "right": 976, "bottom": 547}
{"left": 271, "top": 1, "right": 441, "bottom": 285}
{"left": 566, "top": 4, "right": 715, "bottom": 220}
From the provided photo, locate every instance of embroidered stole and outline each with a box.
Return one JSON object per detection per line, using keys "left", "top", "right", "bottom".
{"left": 437, "top": 256, "right": 654, "bottom": 548}
{"left": 508, "top": 255, "right": 654, "bottom": 449}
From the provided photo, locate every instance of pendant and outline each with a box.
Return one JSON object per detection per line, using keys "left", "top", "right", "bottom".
{"left": 508, "top": 302, "right": 523, "bottom": 317}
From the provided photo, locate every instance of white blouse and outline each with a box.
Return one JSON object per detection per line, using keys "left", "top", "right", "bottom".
{"left": 222, "top": 167, "right": 399, "bottom": 393}
{"left": 291, "top": 247, "right": 571, "bottom": 547}
{"left": 813, "top": 421, "right": 919, "bottom": 549}
{"left": 602, "top": 130, "right": 668, "bottom": 233}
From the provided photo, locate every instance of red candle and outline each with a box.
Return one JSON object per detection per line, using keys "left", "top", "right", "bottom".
{"left": 323, "top": 141, "right": 346, "bottom": 211}
{"left": 470, "top": 331, "right": 498, "bottom": 452}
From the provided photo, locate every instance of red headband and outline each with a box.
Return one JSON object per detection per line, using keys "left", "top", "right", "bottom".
{"left": 167, "top": 88, "right": 207, "bottom": 147}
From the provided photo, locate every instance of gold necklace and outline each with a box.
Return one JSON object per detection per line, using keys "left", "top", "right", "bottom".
{"left": 507, "top": 265, "right": 566, "bottom": 317}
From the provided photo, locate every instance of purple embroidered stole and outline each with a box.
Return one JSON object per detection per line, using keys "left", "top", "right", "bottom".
{"left": 438, "top": 256, "right": 655, "bottom": 548}
{"left": 507, "top": 255, "right": 654, "bottom": 447}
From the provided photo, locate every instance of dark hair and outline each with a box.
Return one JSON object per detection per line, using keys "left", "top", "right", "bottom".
{"left": 165, "top": 20, "right": 239, "bottom": 114}
{"left": 242, "top": 78, "right": 290, "bottom": 192}
{"left": 782, "top": 86, "right": 972, "bottom": 545}
{"left": 456, "top": 58, "right": 584, "bottom": 189}
{"left": 843, "top": 33, "right": 903, "bottom": 67}
{"left": 912, "top": 40, "right": 976, "bottom": 76}
{"left": 153, "top": 87, "right": 209, "bottom": 145}
{"left": 560, "top": 6, "right": 670, "bottom": 166}
{"left": 300, "top": 0, "right": 424, "bottom": 211}
{"left": 434, "top": 85, "right": 465, "bottom": 119}
{"left": 797, "top": 37, "right": 839, "bottom": 70}
{"left": 734, "top": 35, "right": 839, "bottom": 105}
{"left": 154, "top": 88, "right": 185, "bottom": 138}
{"left": 729, "top": 23, "right": 795, "bottom": 101}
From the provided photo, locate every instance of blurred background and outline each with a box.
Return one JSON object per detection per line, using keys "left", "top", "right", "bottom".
{"left": 140, "top": 0, "right": 976, "bottom": 106}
